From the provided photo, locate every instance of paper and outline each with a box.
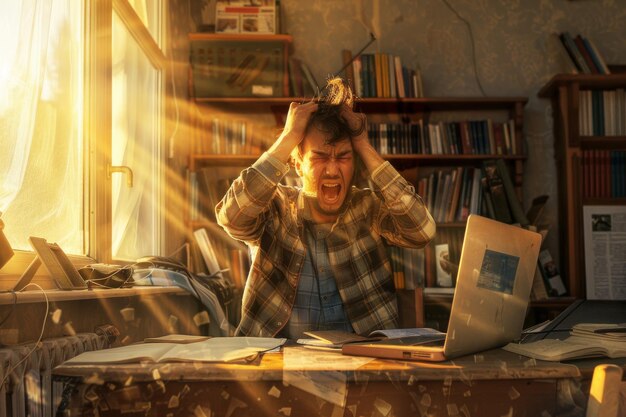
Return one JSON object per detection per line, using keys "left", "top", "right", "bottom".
{"left": 65, "top": 337, "right": 286, "bottom": 364}
{"left": 583, "top": 205, "right": 626, "bottom": 300}
{"left": 282, "top": 347, "right": 373, "bottom": 407}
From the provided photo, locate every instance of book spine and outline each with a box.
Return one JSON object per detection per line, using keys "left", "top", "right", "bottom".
{"left": 560, "top": 32, "right": 592, "bottom": 73}
{"left": 573, "top": 35, "right": 599, "bottom": 74}
{"left": 495, "top": 158, "right": 529, "bottom": 226}
{"left": 482, "top": 160, "right": 513, "bottom": 223}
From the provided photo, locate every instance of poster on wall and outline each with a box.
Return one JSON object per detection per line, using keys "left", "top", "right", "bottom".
{"left": 582, "top": 205, "right": 626, "bottom": 300}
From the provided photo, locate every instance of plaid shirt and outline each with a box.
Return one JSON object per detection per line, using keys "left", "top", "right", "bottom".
{"left": 216, "top": 152, "right": 436, "bottom": 337}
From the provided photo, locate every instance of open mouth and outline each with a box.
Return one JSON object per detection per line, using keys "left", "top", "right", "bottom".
{"left": 320, "top": 183, "right": 341, "bottom": 203}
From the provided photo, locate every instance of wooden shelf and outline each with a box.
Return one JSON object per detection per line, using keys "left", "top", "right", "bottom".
{"left": 0, "top": 286, "right": 187, "bottom": 305}
{"left": 529, "top": 297, "right": 577, "bottom": 309}
{"left": 579, "top": 136, "right": 626, "bottom": 150}
{"left": 191, "top": 153, "right": 527, "bottom": 166}
{"left": 188, "top": 33, "right": 293, "bottom": 43}
{"left": 539, "top": 74, "right": 626, "bottom": 300}
{"left": 194, "top": 96, "right": 528, "bottom": 111}
{"left": 583, "top": 198, "right": 626, "bottom": 205}
{"left": 538, "top": 74, "right": 626, "bottom": 97}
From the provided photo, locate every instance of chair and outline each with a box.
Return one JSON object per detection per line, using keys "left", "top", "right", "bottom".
{"left": 586, "top": 364, "right": 624, "bottom": 417}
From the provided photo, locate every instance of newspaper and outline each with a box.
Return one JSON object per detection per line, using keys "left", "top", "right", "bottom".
{"left": 582, "top": 205, "right": 626, "bottom": 300}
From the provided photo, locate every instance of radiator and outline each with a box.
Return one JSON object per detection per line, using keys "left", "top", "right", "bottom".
{"left": 0, "top": 333, "right": 112, "bottom": 417}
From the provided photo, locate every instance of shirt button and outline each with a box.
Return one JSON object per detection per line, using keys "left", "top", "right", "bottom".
{"left": 275, "top": 321, "right": 282, "bottom": 327}
{"left": 275, "top": 171, "right": 282, "bottom": 177}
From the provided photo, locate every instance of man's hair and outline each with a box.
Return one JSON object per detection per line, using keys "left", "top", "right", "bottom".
{"left": 304, "top": 77, "right": 366, "bottom": 144}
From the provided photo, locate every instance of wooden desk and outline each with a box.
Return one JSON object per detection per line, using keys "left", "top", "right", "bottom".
{"left": 53, "top": 345, "right": 583, "bottom": 417}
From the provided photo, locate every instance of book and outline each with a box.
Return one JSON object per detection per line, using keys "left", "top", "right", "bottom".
{"left": 549, "top": 32, "right": 579, "bottom": 74}
{"left": 537, "top": 249, "right": 567, "bottom": 296}
{"left": 559, "top": 32, "right": 592, "bottom": 73}
{"left": 495, "top": 158, "right": 529, "bottom": 226}
{"left": 573, "top": 34, "right": 600, "bottom": 74}
{"left": 482, "top": 160, "right": 513, "bottom": 223}
{"left": 583, "top": 37, "right": 611, "bottom": 75}
{"left": 299, "top": 60, "right": 318, "bottom": 96}
{"left": 144, "top": 334, "right": 211, "bottom": 344}
{"left": 193, "top": 228, "right": 222, "bottom": 275}
{"left": 65, "top": 337, "right": 286, "bottom": 364}
{"left": 299, "top": 328, "right": 445, "bottom": 349}
{"left": 504, "top": 323, "right": 626, "bottom": 361}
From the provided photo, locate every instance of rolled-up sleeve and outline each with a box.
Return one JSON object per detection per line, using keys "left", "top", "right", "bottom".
{"left": 370, "top": 161, "right": 436, "bottom": 247}
{"left": 216, "top": 152, "right": 290, "bottom": 242}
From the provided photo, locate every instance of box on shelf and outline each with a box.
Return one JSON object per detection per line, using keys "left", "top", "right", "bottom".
{"left": 216, "top": 1, "right": 276, "bottom": 35}
{"left": 190, "top": 37, "right": 286, "bottom": 98}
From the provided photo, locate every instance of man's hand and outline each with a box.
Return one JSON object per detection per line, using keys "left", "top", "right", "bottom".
{"left": 340, "top": 105, "right": 385, "bottom": 173}
{"left": 268, "top": 101, "right": 318, "bottom": 163}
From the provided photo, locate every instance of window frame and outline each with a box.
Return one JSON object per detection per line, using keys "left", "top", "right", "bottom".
{"left": 1, "top": 0, "right": 168, "bottom": 284}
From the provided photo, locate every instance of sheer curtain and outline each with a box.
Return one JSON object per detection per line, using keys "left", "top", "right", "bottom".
{"left": 0, "top": 0, "right": 83, "bottom": 253}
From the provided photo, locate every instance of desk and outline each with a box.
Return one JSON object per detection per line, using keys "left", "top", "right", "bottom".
{"left": 53, "top": 346, "right": 584, "bottom": 417}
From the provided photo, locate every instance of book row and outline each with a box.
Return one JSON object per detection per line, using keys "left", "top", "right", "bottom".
{"left": 415, "top": 159, "right": 527, "bottom": 226}
{"left": 582, "top": 150, "right": 626, "bottom": 199}
{"left": 367, "top": 119, "right": 520, "bottom": 156}
{"left": 578, "top": 89, "right": 626, "bottom": 136}
{"left": 343, "top": 51, "right": 424, "bottom": 99}
{"left": 558, "top": 32, "right": 610, "bottom": 75}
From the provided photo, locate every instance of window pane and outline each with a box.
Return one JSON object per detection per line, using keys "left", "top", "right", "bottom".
{"left": 111, "top": 12, "right": 160, "bottom": 260}
{"left": 127, "top": 0, "right": 161, "bottom": 45}
{"left": 0, "top": 0, "right": 84, "bottom": 254}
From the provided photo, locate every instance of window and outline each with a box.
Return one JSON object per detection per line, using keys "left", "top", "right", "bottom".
{"left": 0, "top": 0, "right": 166, "bottom": 279}
{"left": 110, "top": 1, "right": 165, "bottom": 261}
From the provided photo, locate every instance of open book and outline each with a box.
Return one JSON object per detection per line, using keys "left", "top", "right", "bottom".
{"left": 504, "top": 323, "right": 626, "bottom": 361}
{"left": 65, "top": 337, "right": 286, "bottom": 364}
{"left": 298, "top": 328, "right": 445, "bottom": 349}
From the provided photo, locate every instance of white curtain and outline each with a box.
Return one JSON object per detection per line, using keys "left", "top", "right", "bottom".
{"left": 0, "top": 0, "right": 83, "bottom": 253}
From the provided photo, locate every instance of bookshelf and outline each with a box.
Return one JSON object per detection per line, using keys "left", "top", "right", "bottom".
{"left": 186, "top": 33, "right": 542, "bottom": 329}
{"left": 538, "top": 73, "right": 626, "bottom": 301}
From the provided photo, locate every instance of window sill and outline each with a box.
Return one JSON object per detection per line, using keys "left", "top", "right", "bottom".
{"left": 0, "top": 286, "right": 187, "bottom": 305}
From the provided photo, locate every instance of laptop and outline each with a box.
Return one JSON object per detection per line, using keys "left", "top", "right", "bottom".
{"left": 342, "top": 214, "right": 541, "bottom": 362}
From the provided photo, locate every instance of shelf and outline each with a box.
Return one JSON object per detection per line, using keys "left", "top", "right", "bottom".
{"left": 538, "top": 73, "right": 626, "bottom": 97}
{"left": 188, "top": 33, "right": 293, "bottom": 43}
{"left": 529, "top": 297, "right": 577, "bottom": 309}
{"left": 579, "top": 136, "right": 626, "bottom": 150}
{"left": 194, "top": 96, "right": 528, "bottom": 111}
{"left": 191, "top": 153, "right": 527, "bottom": 166}
{"left": 583, "top": 198, "right": 626, "bottom": 206}
{"left": 0, "top": 286, "right": 188, "bottom": 305}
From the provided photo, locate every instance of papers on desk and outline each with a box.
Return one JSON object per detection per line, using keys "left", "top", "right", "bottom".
{"left": 504, "top": 323, "right": 626, "bottom": 361}
{"left": 282, "top": 346, "right": 374, "bottom": 408}
{"left": 64, "top": 337, "right": 286, "bottom": 364}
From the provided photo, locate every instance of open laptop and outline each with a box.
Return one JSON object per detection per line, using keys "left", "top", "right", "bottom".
{"left": 342, "top": 214, "right": 541, "bottom": 362}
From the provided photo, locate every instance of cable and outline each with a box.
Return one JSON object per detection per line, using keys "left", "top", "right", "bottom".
{"left": 0, "top": 283, "right": 49, "bottom": 388}
{"left": 439, "top": 0, "right": 486, "bottom": 96}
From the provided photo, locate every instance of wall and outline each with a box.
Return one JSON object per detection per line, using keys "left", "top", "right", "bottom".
{"left": 279, "top": 0, "right": 626, "bottom": 267}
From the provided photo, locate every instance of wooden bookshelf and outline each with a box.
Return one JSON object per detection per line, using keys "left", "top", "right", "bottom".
{"left": 539, "top": 74, "right": 626, "bottom": 300}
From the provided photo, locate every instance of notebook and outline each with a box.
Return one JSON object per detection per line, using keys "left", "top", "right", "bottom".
{"left": 342, "top": 214, "right": 541, "bottom": 362}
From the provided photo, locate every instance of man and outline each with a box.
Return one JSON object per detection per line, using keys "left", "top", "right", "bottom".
{"left": 216, "top": 78, "right": 436, "bottom": 338}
